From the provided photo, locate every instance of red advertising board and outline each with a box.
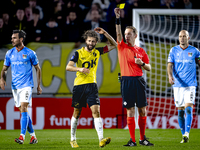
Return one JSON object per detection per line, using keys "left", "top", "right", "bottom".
{"left": 0, "top": 97, "right": 122, "bottom": 129}
{"left": 0, "top": 97, "right": 199, "bottom": 130}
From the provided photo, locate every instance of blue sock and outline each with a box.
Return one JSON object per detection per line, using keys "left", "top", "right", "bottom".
{"left": 27, "top": 114, "right": 34, "bottom": 134}
{"left": 21, "top": 112, "right": 29, "bottom": 135}
{"left": 185, "top": 106, "right": 193, "bottom": 133}
{"left": 178, "top": 110, "right": 185, "bottom": 135}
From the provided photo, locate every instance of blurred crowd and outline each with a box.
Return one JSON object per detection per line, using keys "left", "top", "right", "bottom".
{"left": 0, "top": 0, "right": 199, "bottom": 47}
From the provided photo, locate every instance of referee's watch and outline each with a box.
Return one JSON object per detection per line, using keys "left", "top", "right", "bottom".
{"left": 141, "top": 63, "right": 145, "bottom": 67}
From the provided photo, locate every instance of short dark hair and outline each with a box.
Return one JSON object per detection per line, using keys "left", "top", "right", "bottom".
{"left": 125, "top": 26, "right": 138, "bottom": 35}
{"left": 13, "top": 30, "right": 26, "bottom": 42}
{"left": 82, "top": 30, "right": 100, "bottom": 42}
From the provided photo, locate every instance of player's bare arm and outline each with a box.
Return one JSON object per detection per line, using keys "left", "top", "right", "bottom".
{"left": 34, "top": 64, "right": 42, "bottom": 95}
{"left": 114, "top": 8, "right": 122, "bottom": 42}
{"left": 66, "top": 61, "right": 90, "bottom": 75}
{"left": 94, "top": 27, "right": 117, "bottom": 51}
{"left": 167, "top": 62, "right": 175, "bottom": 85}
{"left": 0, "top": 65, "right": 9, "bottom": 90}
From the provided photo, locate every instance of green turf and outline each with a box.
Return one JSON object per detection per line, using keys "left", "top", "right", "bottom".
{"left": 0, "top": 129, "right": 199, "bottom": 150}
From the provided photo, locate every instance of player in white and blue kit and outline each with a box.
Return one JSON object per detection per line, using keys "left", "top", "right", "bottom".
{"left": 0, "top": 30, "right": 42, "bottom": 144}
{"left": 167, "top": 30, "right": 200, "bottom": 143}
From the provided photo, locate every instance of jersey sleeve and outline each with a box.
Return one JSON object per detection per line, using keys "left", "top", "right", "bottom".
{"left": 142, "top": 52, "right": 150, "bottom": 64}
{"left": 4, "top": 51, "right": 11, "bottom": 67}
{"left": 117, "top": 38, "right": 125, "bottom": 51}
{"left": 30, "top": 51, "right": 39, "bottom": 66}
{"left": 168, "top": 48, "right": 174, "bottom": 63}
{"left": 96, "top": 46, "right": 108, "bottom": 55}
{"left": 70, "top": 51, "right": 79, "bottom": 62}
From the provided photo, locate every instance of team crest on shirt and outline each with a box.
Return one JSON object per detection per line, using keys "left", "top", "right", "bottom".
{"left": 93, "top": 52, "right": 97, "bottom": 57}
{"left": 22, "top": 54, "right": 27, "bottom": 59}
{"left": 188, "top": 52, "right": 192, "bottom": 57}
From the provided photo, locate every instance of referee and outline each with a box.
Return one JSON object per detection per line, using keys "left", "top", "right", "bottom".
{"left": 114, "top": 8, "right": 154, "bottom": 146}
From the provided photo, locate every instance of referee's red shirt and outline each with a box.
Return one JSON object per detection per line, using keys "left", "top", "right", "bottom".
{"left": 117, "top": 39, "right": 149, "bottom": 77}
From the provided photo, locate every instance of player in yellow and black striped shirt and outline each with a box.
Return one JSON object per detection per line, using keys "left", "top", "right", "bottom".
{"left": 66, "top": 27, "right": 117, "bottom": 148}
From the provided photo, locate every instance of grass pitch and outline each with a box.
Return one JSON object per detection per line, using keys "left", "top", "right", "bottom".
{"left": 0, "top": 129, "right": 199, "bottom": 150}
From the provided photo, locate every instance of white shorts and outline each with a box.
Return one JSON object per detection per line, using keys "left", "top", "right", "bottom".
{"left": 12, "top": 87, "right": 33, "bottom": 107}
{"left": 173, "top": 86, "right": 196, "bottom": 107}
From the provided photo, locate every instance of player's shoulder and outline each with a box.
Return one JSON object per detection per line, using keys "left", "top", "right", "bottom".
{"left": 136, "top": 45, "right": 145, "bottom": 51}
{"left": 170, "top": 45, "right": 179, "bottom": 52}
{"left": 136, "top": 46, "right": 146, "bottom": 54}
{"left": 188, "top": 45, "right": 199, "bottom": 51}
{"left": 76, "top": 47, "right": 84, "bottom": 53}
{"left": 6, "top": 47, "right": 15, "bottom": 55}
{"left": 24, "top": 46, "right": 36, "bottom": 55}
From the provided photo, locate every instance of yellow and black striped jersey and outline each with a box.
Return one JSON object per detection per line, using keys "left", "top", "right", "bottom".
{"left": 70, "top": 47, "right": 105, "bottom": 86}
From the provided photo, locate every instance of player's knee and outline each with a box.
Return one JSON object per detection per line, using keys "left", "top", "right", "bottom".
{"left": 92, "top": 110, "right": 100, "bottom": 118}
{"left": 178, "top": 110, "right": 184, "bottom": 118}
{"left": 20, "top": 103, "right": 28, "bottom": 112}
{"left": 138, "top": 107, "right": 146, "bottom": 117}
{"left": 73, "top": 108, "right": 82, "bottom": 118}
{"left": 185, "top": 106, "right": 192, "bottom": 114}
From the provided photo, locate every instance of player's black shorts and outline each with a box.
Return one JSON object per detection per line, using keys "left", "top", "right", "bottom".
{"left": 121, "top": 76, "right": 148, "bottom": 108}
{"left": 72, "top": 83, "right": 100, "bottom": 108}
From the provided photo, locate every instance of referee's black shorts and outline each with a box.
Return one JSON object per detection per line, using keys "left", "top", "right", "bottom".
{"left": 121, "top": 76, "right": 148, "bottom": 108}
{"left": 72, "top": 83, "right": 100, "bottom": 108}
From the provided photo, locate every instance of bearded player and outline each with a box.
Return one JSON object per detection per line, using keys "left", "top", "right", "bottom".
{"left": 0, "top": 30, "right": 42, "bottom": 144}
{"left": 66, "top": 27, "right": 117, "bottom": 148}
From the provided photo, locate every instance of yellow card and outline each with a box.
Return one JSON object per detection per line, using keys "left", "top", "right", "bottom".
{"left": 118, "top": 3, "right": 125, "bottom": 9}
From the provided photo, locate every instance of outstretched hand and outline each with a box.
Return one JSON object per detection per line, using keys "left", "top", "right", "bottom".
{"left": 114, "top": 8, "right": 120, "bottom": 18}
{"left": 94, "top": 27, "right": 105, "bottom": 34}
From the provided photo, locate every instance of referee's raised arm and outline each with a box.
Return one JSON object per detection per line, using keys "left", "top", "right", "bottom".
{"left": 114, "top": 8, "right": 122, "bottom": 43}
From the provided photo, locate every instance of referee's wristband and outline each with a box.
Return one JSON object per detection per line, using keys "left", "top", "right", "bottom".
{"left": 141, "top": 63, "right": 145, "bottom": 66}
{"left": 115, "top": 18, "right": 121, "bottom": 25}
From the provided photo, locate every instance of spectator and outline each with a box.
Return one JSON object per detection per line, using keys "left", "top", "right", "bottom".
{"left": 128, "top": 0, "right": 142, "bottom": 8}
{"left": 44, "top": 18, "right": 62, "bottom": 43}
{"left": 25, "top": 6, "right": 33, "bottom": 22}
{"left": 28, "top": 0, "right": 44, "bottom": 20}
{"left": 31, "top": 8, "right": 45, "bottom": 42}
{"left": 63, "top": 0, "right": 85, "bottom": 22}
{"left": 92, "top": 0, "right": 110, "bottom": 10}
{"left": 175, "top": 0, "right": 200, "bottom": 9}
{"left": 77, "top": 0, "right": 93, "bottom": 20}
{"left": 2, "top": 11, "right": 13, "bottom": 29}
{"left": 106, "top": 0, "right": 129, "bottom": 40}
{"left": 84, "top": 10, "right": 108, "bottom": 42}
{"left": 160, "top": 0, "right": 175, "bottom": 8}
{"left": 182, "top": 0, "right": 193, "bottom": 9}
{"left": 52, "top": 1, "right": 65, "bottom": 27}
{"left": 0, "top": 18, "right": 10, "bottom": 46}
{"left": 85, "top": 3, "right": 107, "bottom": 22}
{"left": 126, "top": 0, "right": 142, "bottom": 27}
{"left": 12, "top": 7, "right": 33, "bottom": 44}
{"left": 62, "top": 9, "right": 83, "bottom": 47}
